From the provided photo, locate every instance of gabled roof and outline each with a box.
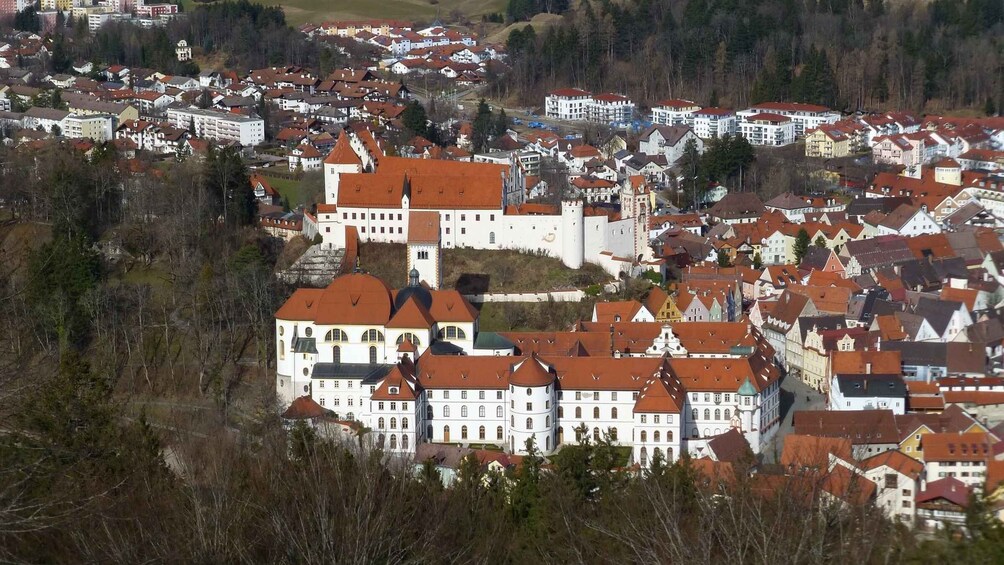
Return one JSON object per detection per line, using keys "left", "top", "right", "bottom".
{"left": 917, "top": 477, "right": 970, "bottom": 507}
{"left": 281, "top": 395, "right": 331, "bottom": 419}
{"left": 632, "top": 371, "right": 683, "bottom": 414}
{"left": 324, "top": 130, "right": 361, "bottom": 165}
{"left": 781, "top": 434, "right": 853, "bottom": 471}
{"left": 508, "top": 354, "right": 554, "bottom": 387}
{"left": 860, "top": 449, "right": 923, "bottom": 478}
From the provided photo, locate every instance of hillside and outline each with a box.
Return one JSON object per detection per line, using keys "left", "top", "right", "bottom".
{"left": 247, "top": 0, "right": 508, "bottom": 26}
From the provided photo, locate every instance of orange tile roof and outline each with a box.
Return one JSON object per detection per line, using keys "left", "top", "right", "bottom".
{"left": 594, "top": 300, "right": 644, "bottom": 323}
{"left": 922, "top": 432, "right": 991, "bottom": 462}
{"left": 509, "top": 355, "right": 555, "bottom": 387}
{"left": 407, "top": 211, "right": 440, "bottom": 243}
{"left": 860, "top": 449, "right": 924, "bottom": 478}
{"left": 324, "top": 130, "right": 361, "bottom": 165}
{"left": 426, "top": 289, "right": 478, "bottom": 323}
{"left": 416, "top": 353, "right": 514, "bottom": 389}
{"left": 781, "top": 434, "right": 852, "bottom": 471}
{"left": 821, "top": 465, "right": 876, "bottom": 506}
{"left": 386, "top": 295, "right": 435, "bottom": 329}
{"left": 940, "top": 287, "right": 978, "bottom": 311}
{"left": 785, "top": 285, "right": 851, "bottom": 314}
{"left": 831, "top": 350, "right": 901, "bottom": 375}
{"left": 874, "top": 315, "right": 909, "bottom": 341}
{"left": 632, "top": 371, "right": 683, "bottom": 414}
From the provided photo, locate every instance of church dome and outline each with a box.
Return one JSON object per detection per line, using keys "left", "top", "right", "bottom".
{"left": 314, "top": 272, "right": 393, "bottom": 325}
{"left": 394, "top": 269, "right": 432, "bottom": 311}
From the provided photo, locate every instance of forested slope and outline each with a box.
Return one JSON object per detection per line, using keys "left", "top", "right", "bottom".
{"left": 499, "top": 0, "right": 1004, "bottom": 114}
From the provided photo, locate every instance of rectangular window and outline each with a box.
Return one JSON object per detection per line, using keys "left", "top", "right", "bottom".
{"left": 319, "top": 381, "right": 325, "bottom": 388}
{"left": 378, "top": 402, "right": 385, "bottom": 410}
{"left": 398, "top": 214, "right": 402, "bottom": 220}
{"left": 446, "top": 228, "right": 450, "bottom": 234}
{"left": 462, "top": 391, "right": 468, "bottom": 399}
{"left": 370, "top": 213, "right": 375, "bottom": 220}
{"left": 446, "top": 214, "right": 450, "bottom": 220}
{"left": 398, "top": 227, "right": 402, "bottom": 234}
{"left": 497, "top": 391, "right": 503, "bottom": 400}
{"left": 611, "top": 392, "right": 617, "bottom": 401}
{"left": 490, "top": 214, "right": 495, "bottom": 221}
{"left": 640, "top": 415, "right": 647, "bottom": 424}
{"left": 390, "top": 402, "right": 396, "bottom": 411}
{"left": 461, "top": 228, "right": 466, "bottom": 235}
{"left": 333, "top": 398, "right": 339, "bottom": 406}
{"left": 461, "top": 214, "right": 466, "bottom": 221}
{"left": 476, "top": 214, "right": 480, "bottom": 221}
{"left": 633, "top": 392, "right": 639, "bottom": 401}
{"left": 654, "top": 415, "right": 660, "bottom": 424}
{"left": 380, "top": 214, "right": 385, "bottom": 220}
{"left": 347, "top": 381, "right": 353, "bottom": 389}
{"left": 479, "top": 391, "right": 485, "bottom": 400}
{"left": 352, "top": 213, "right": 357, "bottom": 219}
{"left": 526, "top": 403, "right": 532, "bottom": 411}
{"left": 348, "top": 398, "right": 354, "bottom": 406}
{"left": 576, "top": 392, "right": 581, "bottom": 400}
{"left": 320, "top": 398, "right": 325, "bottom": 406}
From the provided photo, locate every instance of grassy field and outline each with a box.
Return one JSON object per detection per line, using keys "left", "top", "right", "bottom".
{"left": 358, "top": 242, "right": 609, "bottom": 292}
{"left": 238, "top": 0, "right": 508, "bottom": 26}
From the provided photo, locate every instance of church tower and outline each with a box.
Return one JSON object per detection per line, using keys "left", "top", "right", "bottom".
{"left": 406, "top": 211, "right": 442, "bottom": 289}
{"left": 620, "top": 177, "right": 652, "bottom": 262}
{"left": 323, "top": 130, "right": 362, "bottom": 205}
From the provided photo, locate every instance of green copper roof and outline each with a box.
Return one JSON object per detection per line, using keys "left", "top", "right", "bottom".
{"left": 737, "top": 377, "right": 757, "bottom": 396}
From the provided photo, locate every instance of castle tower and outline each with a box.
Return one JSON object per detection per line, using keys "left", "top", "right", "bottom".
{"left": 735, "top": 377, "right": 760, "bottom": 448}
{"left": 406, "top": 211, "right": 441, "bottom": 289}
{"left": 560, "top": 199, "right": 584, "bottom": 269}
{"left": 323, "top": 130, "right": 362, "bottom": 205}
{"left": 508, "top": 355, "right": 557, "bottom": 455}
{"left": 620, "top": 177, "right": 652, "bottom": 262}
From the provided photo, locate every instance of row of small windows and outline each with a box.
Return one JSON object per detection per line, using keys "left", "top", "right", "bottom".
{"left": 438, "top": 326, "right": 467, "bottom": 340}
{"left": 638, "top": 447, "right": 673, "bottom": 466}
{"left": 377, "top": 417, "right": 409, "bottom": 430}
{"left": 432, "top": 405, "right": 503, "bottom": 419}
{"left": 558, "top": 406, "right": 619, "bottom": 419}
{"left": 510, "top": 416, "right": 551, "bottom": 429}
{"left": 341, "top": 212, "right": 498, "bottom": 223}
{"left": 432, "top": 425, "right": 504, "bottom": 441}
{"left": 638, "top": 430, "right": 673, "bottom": 443}
{"left": 376, "top": 433, "right": 408, "bottom": 450}
{"left": 692, "top": 408, "right": 732, "bottom": 421}
{"left": 429, "top": 390, "right": 504, "bottom": 400}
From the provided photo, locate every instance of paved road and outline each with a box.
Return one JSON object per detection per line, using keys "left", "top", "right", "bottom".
{"left": 761, "top": 369, "right": 827, "bottom": 464}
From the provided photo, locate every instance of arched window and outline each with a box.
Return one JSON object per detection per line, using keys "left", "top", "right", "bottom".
{"left": 692, "top": 408, "right": 698, "bottom": 421}
{"left": 575, "top": 427, "right": 583, "bottom": 442}
{"left": 610, "top": 427, "right": 618, "bottom": 441}
{"left": 426, "top": 405, "right": 433, "bottom": 419}
{"left": 279, "top": 341, "right": 285, "bottom": 360}
{"left": 724, "top": 409, "right": 731, "bottom": 421}
{"left": 640, "top": 431, "right": 647, "bottom": 442}
{"left": 444, "top": 425, "right": 450, "bottom": 439}
{"left": 402, "top": 434, "right": 409, "bottom": 450}
{"left": 362, "top": 329, "right": 385, "bottom": 342}
{"left": 640, "top": 447, "right": 648, "bottom": 466}
{"left": 714, "top": 409, "right": 721, "bottom": 421}
{"left": 369, "top": 346, "right": 378, "bottom": 364}
{"left": 654, "top": 447, "right": 662, "bottom": 460}
{"left": 667, "top": 447, "right": 673, "bottom": 461}
{"left": 438, "top": 326, "right": 467, "bottom": 340}
{"left": 511, "top": 416, "right": 514, "bottom": 426}
{"left": 496, "top": 406, "right": 503, "bottom": 418}
{"left": 593, "top": 427, "right": 600, "bottom": 442}
{"left": 558, "top": 406, "right": 563, "bottom": 418}
{"left": 402, "top": 417, "right": 409, "bottom": 430}
{"left": 489, "top": 231, "right": 495, "bottom": 244}
{"left": 545, "top": 416, "right": 550, "bottom": 427}
{"left": 654, "top": 431, "right": 661, "bottom": 443}
{"left": 479, "top": 406, "right": 485, "bottom": 418}
{"left": 325, "top": 329, "right": 348, "bottom": 342}
{"left": 667, "top": 430, "right": 673, "bottom": 441}
{"left": 479, "top": 426, "right": 486, "bottom": 439}
{"left": 396, "top": 333, "right": 421, "bottom": 346}
{"left": 390, "top": 418, "right": 397, "bottom": 429}
{"left": 332, "top": 346, "right": 341, "bottom": 364}
{"left": 461, "top": 425, "right": 468, "bottom": 439}
{"left": 704, "top": 409, "right": 711, "bottom": 420}
{"left": 526, "top": 417, "right": 533, "bottom": 430}
{"left": 575, "top": 407, "right": 582, "bottom": 418}
{"left": 546, "top": 436, "right": 551, "bottom": 451}
{"left": 461, "top": 406, "right": 468, "bottom": 418}
{"left": 611, "top": 407, "right": 618, "bottom": 419}
{"left": 593, "top": 407, "right": 600, "bottom": 419}
{"left": 497, "top": 426, "right": 504, "bottom": 440}
{"left": 443, "top": 406, "right": 450, "bottom": 417}
{"left": 377, "top": 433, "right": 385, "bottom": 448}
{"left": 378, "top": 417, "right": 385, "bottom": 429}
{"left": 390, "top": 435, "right": 397, "bottom": 449}
{"left": 426, "top": 424, "right": 433, "bottom": 439}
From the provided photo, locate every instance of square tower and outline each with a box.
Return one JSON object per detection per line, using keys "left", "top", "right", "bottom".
{"left": 406, "top": 211, "right": 441, "bottom": 289}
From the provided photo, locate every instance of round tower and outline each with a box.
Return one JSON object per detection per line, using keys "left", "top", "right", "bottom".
{"left": 560, "top": 199, "right": 585, "bottom": 269}
{"left": 508, "top": 355, "right": 557, "bottom": 455}
{"left": 736, "top": 377, "right": 760, "bottom": 447}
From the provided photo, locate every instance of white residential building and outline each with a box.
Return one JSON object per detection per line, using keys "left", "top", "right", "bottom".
{"left": 166, "top": 107, "right": 265, "bottom": 146}
{"left": 739, "top": 102, "right": 840, "bottom": 137}
{"left": 739, "top": 113, "right": 796, "bottom": 146}
{"left": 544, "top": 88, "right": 592, "bottom": 121}
{"left": 692, "top": 108, "right": 737, "bottom": 139}
{"left": 650, "top": 99, "right": 701, "bottom": 127}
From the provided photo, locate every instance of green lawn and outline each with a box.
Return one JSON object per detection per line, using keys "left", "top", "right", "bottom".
{"left": 265, "top": 176, "right": 301, "bottom": 207}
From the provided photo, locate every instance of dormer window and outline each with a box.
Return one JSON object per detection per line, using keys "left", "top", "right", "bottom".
{"left": 389, "top": 386, "right": 399, "bottom": 395}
